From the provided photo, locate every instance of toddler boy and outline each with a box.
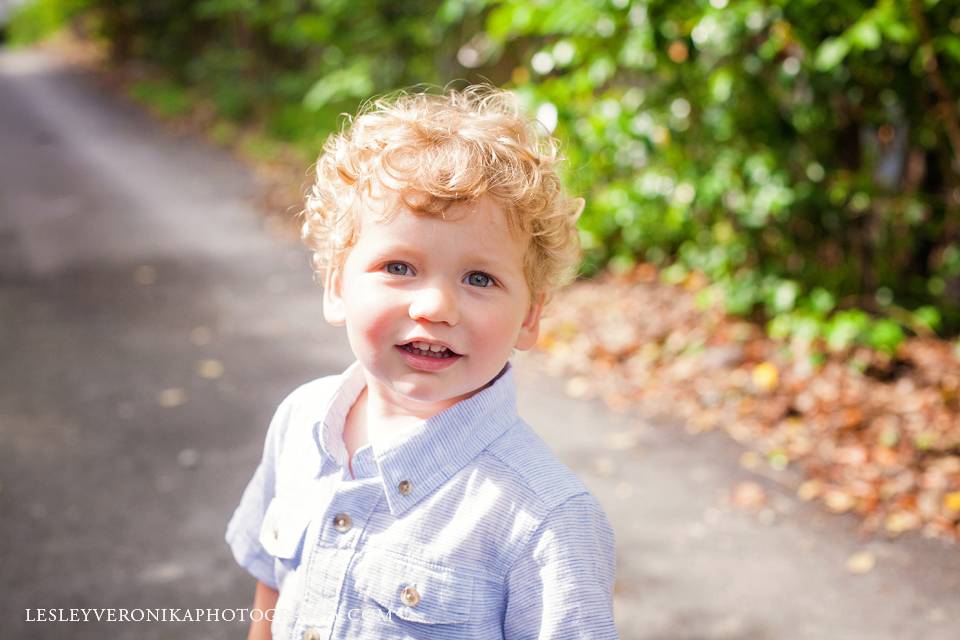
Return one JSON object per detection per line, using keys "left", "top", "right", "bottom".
{"left": 226, "top": 85, "right": 619, "bottom": 639}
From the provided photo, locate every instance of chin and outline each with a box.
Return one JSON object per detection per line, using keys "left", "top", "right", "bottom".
{"left": 393, "top": 381, "right": 475, "bottom": 405}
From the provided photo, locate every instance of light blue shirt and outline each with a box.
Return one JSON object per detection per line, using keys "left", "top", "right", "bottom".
{"left": 225, "top": 359, "right": 619, "bottom": 639}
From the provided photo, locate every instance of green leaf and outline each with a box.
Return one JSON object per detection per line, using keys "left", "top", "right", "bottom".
{"left": 661, "top": 263, "right": 688, "bottom": 285}
{"left": 867, "top": 319, "right": 905, "bottom": 354}
{"left": 303, "top": 64, "right": 374, "bottom": 110}
{"left": 936, "top": 35, "right": 960, "bottom": 63}
{"left": 723, "top": 276, "right": 759, "bottom": 316}
{"left": 814, "top": 38, "right": 850, "bottom": 71}
{"left": 914, "top": 305, "right": 941, "bottom": 332}
{"left": 767, "top": 313, "right": 793, "bottom": 341}
{"left": 849, "top": 21, "right": 881, "bottom": 50}
{"left": 808, "top": 287, "right": 836, "bottom": 315}
{"left": 780, "top": 311, "right": 824, "bottom": 345}
{"left": 880, "top": 20, "right": 914, "bottom": 44}
{"left": 825, "top": 310, "right": 870, "bottom": 352}
{"left": 769, "top": 280, "right": 799, "bottom": 314}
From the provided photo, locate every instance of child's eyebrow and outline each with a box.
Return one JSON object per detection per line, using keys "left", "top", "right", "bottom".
{"left": 368, "top": 245, "right": 430, "bottom": 263}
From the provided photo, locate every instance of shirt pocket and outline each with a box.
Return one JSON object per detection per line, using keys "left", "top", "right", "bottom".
{"left": 258, "top": 496, "right": 311, "bottom": 570}
{"left": 353, "top": 549, "right": 474, "bottom": 626}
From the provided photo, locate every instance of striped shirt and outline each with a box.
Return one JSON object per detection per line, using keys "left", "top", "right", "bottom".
{"left": 225, "top": 359, "right": 619, "bottom": 639}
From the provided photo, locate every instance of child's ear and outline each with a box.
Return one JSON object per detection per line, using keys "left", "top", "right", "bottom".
{"left": 514, "top": 293, "right": 546, "bottom": 351}
{"left": 571, "top": 197, "right": 586, "bottom": 222}
{"left": 322, "top": 265, "right": 346, "bottom": 327}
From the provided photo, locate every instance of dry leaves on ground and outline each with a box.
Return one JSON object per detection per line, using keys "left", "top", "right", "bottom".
{"left": 537, "top": 264, "right": 960, "bottom": 543}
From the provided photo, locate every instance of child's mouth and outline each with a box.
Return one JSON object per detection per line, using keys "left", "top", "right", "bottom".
{"left": 396, "top": 342, "right": 463, "bottom": 372}
{"left": 398, "top": 343, "right": 458, "bottom": 359}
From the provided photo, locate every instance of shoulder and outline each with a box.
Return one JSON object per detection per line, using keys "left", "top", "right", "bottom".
{"left": 481, "top": 418, "right": 594, "bottom": 514}
{"left": 266, "top": 372, "right": 342, "bottom": 451}
{"left": 279, "top": 373, "right": 343, "bottom": 416}
{"left": 477, "top": 420, "right": 616, "bottom": 581}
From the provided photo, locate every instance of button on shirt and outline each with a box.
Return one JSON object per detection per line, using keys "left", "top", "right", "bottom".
{"left": 225, "top": 359, "right": 619, "bottom": 639}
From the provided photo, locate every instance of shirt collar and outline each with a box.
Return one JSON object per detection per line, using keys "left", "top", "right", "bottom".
{"left": 313, "top": 360, "right": 518, "bottom": 516}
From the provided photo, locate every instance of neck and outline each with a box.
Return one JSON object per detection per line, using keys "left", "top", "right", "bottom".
{"left": 343, "top": 384, "right": 445, "bottom": 459}
{"left": 346, "top": 367, "right": 503, "bottom": 455}
{"left": 363, "top": 371, "right": 473, "bottom": 424}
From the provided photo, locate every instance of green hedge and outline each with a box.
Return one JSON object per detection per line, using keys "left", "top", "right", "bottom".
{"left": 13, "top": 0, "right": 960, "bottom": 352}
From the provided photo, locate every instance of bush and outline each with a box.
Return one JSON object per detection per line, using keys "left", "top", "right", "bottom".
{"left": 21, "top": 0, "right": 960, "bottom": 351}
{"left": 5, "top": 0, "right": 88, "bottom": 46}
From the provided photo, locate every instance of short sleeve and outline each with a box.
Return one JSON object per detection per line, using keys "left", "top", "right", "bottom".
{"left": 224, "top": 394, "right": 296, "bottom": 589}
{"left": 503, "top": 493, "right": 619, "bottom": 640}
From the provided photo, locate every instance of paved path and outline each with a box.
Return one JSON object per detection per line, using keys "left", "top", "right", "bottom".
{"left": 0, "top": 48, "right": 957, "bottom": 640}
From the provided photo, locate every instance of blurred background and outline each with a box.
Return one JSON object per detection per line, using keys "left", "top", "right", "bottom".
{"left": 2, "top": 0, "right": 960, "bottom": 638}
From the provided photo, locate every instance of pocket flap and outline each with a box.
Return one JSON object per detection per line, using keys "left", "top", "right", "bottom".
{"left": 258, "top": 497, "right": 310, "bottom": 560}
{"left": 355, "top": 550, "right": 473, "bottom": 625}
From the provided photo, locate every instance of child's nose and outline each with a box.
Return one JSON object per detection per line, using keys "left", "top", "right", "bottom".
{"left": 408, "top": 283, "right": 459, "bottom": 325}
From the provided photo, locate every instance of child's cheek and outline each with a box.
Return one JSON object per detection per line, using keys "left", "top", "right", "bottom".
{"left": 352, "top": 291, "right": 400, "bottom": 345}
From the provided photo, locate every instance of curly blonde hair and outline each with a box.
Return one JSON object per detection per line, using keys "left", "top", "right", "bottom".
{"left": 301, "top": 84, "right": 583, "bottom": 309}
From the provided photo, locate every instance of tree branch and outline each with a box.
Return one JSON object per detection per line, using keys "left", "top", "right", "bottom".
{"left": 910, "top": 0, "right": 960, "bottom": 172}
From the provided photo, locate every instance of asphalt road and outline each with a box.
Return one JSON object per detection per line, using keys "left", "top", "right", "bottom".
{"left": 1, "top": 47, "right": 958, "bottom": 640}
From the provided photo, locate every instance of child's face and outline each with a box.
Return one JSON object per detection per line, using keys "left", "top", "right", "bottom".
{"left": 322, "top": 192, "right": 543, "bottom": 414}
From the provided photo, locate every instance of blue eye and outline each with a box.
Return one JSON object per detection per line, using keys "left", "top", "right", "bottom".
{"left": 385, "top": 262, "right": 411, "bottom": 276}
{"left": 467, "top": 272, "right": 495, "bottom": 288}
